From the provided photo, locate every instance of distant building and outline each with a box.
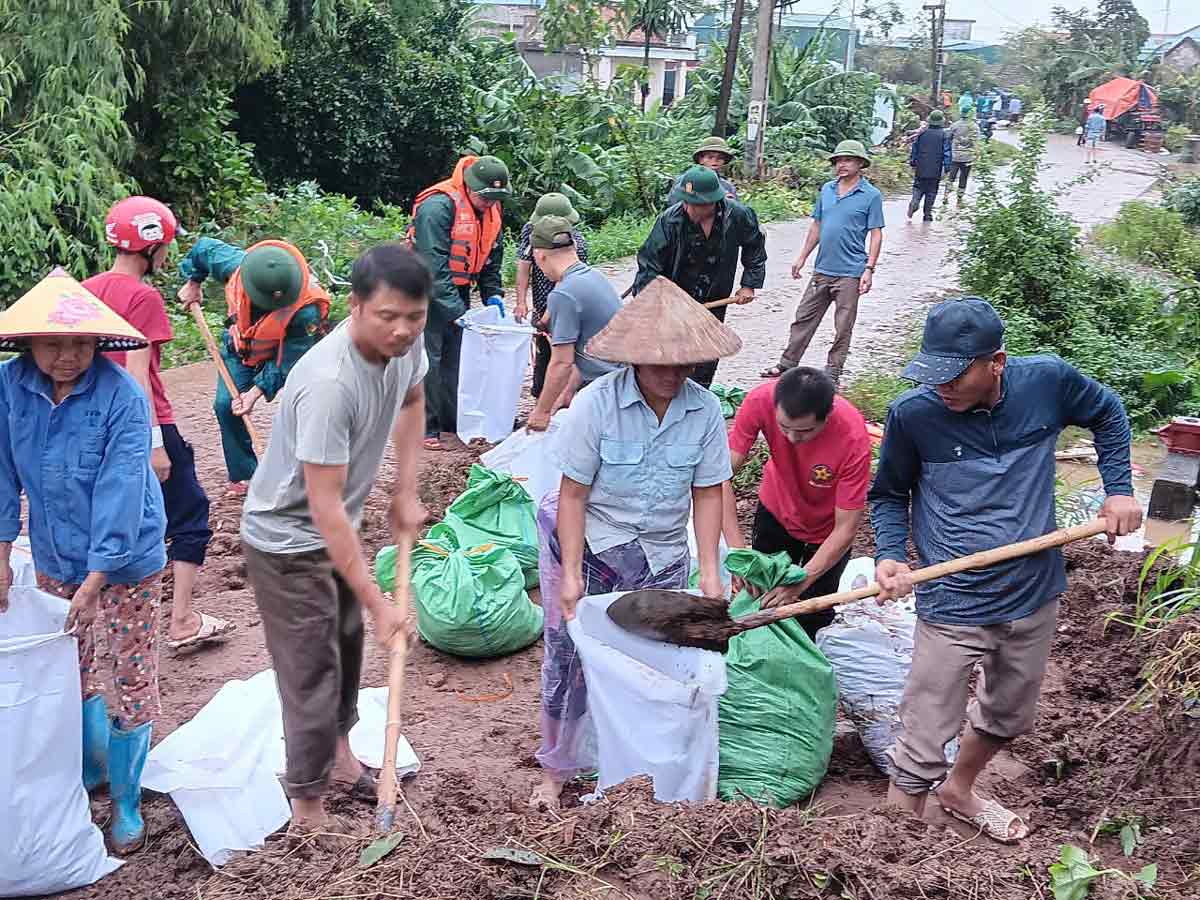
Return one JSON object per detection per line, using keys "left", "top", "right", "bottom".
{"left": 877, "top": 35, "right": 1004, "bottom": 65}
{"left": 943, "top": 19, "right": 974, "bottom": 41}
{"left": 693, "top": 12, "right": 858, "bottom": 65}
{"left": 1142, "top": 25, "right": 1200, "bottom": 73}
{"left": 470, "top": 0, "right": 698, "bottom": 106}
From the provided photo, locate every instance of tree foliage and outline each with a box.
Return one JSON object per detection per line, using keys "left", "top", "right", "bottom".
{"left": 622, "top": 0, "right": 703, "bottom": 109}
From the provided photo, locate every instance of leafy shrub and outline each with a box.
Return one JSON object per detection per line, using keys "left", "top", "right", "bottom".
{"left": 1165, "top": 177, "right": 1200, "bottom": 229}
{"left": 739, "top": 182, "right": 812, "bottom": 222}
{"left": 1093, "top": 202, "right": 1200, "bottom": 281}
{"left": 1165, "top": 124, "right": 1190, "bottom": 154}
{"left": 842, "top": 373, "right": 910, "bottom": 423}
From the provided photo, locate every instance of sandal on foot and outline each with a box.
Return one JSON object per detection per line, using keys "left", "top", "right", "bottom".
{"left": 423, "top": 436, "right": 444, "bottom": 451}
{"left": 332, "top": 771, "right": 379, "bottom": 802}
{"left": 936, "top": 794, "right": 1029, "bottom": 844}
{"left": 759, "top": 364, "right": 789, "bottom": 379}
{"left": 167, "top": 613, "right": 236, "bottom": 652}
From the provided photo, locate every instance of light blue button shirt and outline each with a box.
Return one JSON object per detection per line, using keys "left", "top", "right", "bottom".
{"left": 553, "top": 366, "right": 732, "bottom": 573}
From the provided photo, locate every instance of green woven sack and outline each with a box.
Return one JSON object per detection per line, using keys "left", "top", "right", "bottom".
{"left": 373, "top": 524, "right": 543, "bottom": 659}
{"left": 710, "top": 383, "right": 747, "bottom": 418}
{"left": 443, "top": 464, "right": 540, "bottom": 589}
{"left": 717, "top": 549, "right": 837, "bottom": 806}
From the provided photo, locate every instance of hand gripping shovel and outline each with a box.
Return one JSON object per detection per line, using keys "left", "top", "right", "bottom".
{"left": 607, "top": 519, "right": 1110, "bottom": 652}
{"left": 374, "top": 535, "right": 413, "bottom": 834}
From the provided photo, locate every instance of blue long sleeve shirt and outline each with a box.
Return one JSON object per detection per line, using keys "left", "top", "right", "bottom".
{"left": 909, "top": 127, "right": 952, "bottom": 178}
{"left": 179, "top": 237, "right": 323, "bottom": 401}
{"left": 868, "top": 355, "right": 1133, "bottom": 626}
{"left": 0, "top": 355, "right": 166, "bottom": 585}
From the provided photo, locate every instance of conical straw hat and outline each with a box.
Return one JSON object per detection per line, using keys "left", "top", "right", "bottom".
{"left": 0, "top": 268, "right": 148, "bottom": 352}
{"left": 586, "top": 277, "right": 742, "bottom": 365}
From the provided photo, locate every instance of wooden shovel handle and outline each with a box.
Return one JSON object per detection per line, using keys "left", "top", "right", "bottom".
{"left": 188, "top": 305, "right": 265, "bottom": 457}
{"left": 375, "top": 536, "right": 412, "bottom": 833}
{"left": 733, "top": 519, "right": 1110, "bottom": 631}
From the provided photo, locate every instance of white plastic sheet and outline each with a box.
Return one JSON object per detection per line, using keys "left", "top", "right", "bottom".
{"left": 143, "top": 669, "right": 420, "bottom": 866}
{"left": 456, "top": 305, "right": 535, "bottom": 443}
{"left": 566, "top": 591, "right": 727, "bottom": 802}
{"left": 479, "top": 413, "right": 566, "bottom": 509}
{"left": 0, "top": 586, "right": 121, "bottom": 896}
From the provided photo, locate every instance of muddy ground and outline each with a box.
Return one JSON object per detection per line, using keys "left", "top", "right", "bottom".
{"left": 58, "top": 430, "right": 1200, "bottom": 899}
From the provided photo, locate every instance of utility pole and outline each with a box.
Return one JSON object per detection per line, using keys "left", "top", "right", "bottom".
{"left": 1163, "top": 0, "right": 1171, "bottom": 34}
{"left": 923, "top": 2, "right": 945, "bottom": 107}
{"left": 844, "top": 0, "right": 857, "bottom": 72}
{"left": 714, "top": 0, "right": 747, "bottom": 137}
{"left": 744, "top": 0, "right": 774, "bottom": 179}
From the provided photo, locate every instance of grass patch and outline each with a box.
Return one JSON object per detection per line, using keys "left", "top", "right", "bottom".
{"left": 842, "top": 372, "right": 911, "bottom": 424}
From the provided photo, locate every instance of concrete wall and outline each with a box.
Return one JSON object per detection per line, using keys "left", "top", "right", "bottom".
{"left": 1164, "top": 39, "right": 1200, "bottom": 74}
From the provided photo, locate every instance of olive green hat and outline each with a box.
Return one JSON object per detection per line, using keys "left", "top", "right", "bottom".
{"left": 827, "top": 139, "right": 872, "bottom": 167}
{"left": 693, "top": 135, "right": 735, "bottom": 163}
{"left": 530, "top": 215, "right": 577, "bottom": 251}
{"left": 241, "top": 245, "right": 303, "bottom": 311}
{"left": 928, "top": 109, "right": 946, "bottom": 126}
{"left": 530, "top": 192, "right": 580, "bottom": 225}
{"left": 464, "top": 156, "right": 512, "bottom": 200}
{"left": 670, "top": 166, "right": 726, "bottom": 204}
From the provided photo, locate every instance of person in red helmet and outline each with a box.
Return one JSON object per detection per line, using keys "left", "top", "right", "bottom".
{"left": 84, "top": 197, "right": 233, "bottom": 653}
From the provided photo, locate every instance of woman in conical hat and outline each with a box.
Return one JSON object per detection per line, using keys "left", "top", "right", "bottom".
{"left": 529, "top": 277, "right": 740, "bottom": 810}
{"left": 0, "top": 269, "right": 166, "bottom": 855}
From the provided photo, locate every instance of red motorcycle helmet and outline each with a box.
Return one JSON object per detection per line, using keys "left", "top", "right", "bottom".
{"left": 104, "top": 196, "right": 178, "bottom": 253}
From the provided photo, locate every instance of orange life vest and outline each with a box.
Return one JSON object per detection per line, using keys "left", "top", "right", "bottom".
{"left": 224, "top": 240, "right": 331, "bottom": 367}
{"left": 406, "top": 156, "right": 503, "bottom": 287}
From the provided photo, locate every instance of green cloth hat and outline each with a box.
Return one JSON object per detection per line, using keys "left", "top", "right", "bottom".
{"left": 827, "top": 139, "right": 872, "bottom": 167}
{"left": 530, "top": 192, "right": 579, "bottom": 225}
{"left": 928, "top": 109, "right": 946, "bottom": 126}
{"left": 241, "top": 245, "right": 303, "bottom": 311}
{"left": 672, "top": 165, "right": 726, "bottom": 204}
{"left": 693, "top": 136, "right": 735, "bottom": 163}
{"left": 464, "top": 156, "right": 512, "bottom": 200}
{"left": 530, "top": 215, "right": 577, "bottom": 251}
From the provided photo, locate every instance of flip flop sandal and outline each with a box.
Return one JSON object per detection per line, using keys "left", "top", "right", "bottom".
{"left": 167, "top": 613, "right": 236, "bottom": 652}
{"left": 332, "top": 771, "right": 379, "bottom": 803}
{"left": 759, "top": 364, "right": 789, "bottom": 379}
{"left": 423, "top": 436, "right": 445, "bottom": 451}
{"left": 936, "top": 794, "right": 1029, "bottom": 844}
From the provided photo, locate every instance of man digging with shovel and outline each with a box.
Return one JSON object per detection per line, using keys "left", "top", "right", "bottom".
{"left": 869, "top": 297, "right": 1143, "bottom": 843}
{"left": 240, "top": 243, "right": 428, "bottom": 832}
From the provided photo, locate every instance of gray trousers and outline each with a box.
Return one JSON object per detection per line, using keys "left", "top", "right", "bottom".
{"left": 779, "top": 274, "right": 861, "bottom": 380}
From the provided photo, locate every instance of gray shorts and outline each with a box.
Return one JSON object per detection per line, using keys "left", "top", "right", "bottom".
{"left": 889, "top": 599, "right": 1060, "bottom": 792}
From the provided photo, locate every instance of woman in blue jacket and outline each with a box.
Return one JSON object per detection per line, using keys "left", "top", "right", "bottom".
{"left": 0, "top": 270, "right": 166, "bottom": 854}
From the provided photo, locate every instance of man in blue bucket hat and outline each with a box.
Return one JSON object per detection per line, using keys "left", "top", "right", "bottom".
{"left": 868, "top": 297, "right": 1143, "bottom": 844}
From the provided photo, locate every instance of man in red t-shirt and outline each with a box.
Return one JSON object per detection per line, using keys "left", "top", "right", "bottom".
{"left": 84, "top": 197, "right": 233, "bottom": 651}
{"left": 722, "top": 367, "right": 871, "bottom": 639}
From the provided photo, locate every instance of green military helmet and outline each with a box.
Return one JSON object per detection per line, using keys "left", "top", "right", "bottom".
{"left": 241, "top": 245, "right": 303, "bottom": 311}
{"left": 530, "top": 192, "right": 580, "bottom": 225}
{"left": 530, "top": 214, "right": 577, "bottom": 250}
{"left": 464, "top": 156, "right": 512, "bottom": 200}
{"left": 693, "top": 135, "right": 736, "bottom": 164}
{"left": 670, "top": 165, "right": 726, "bottom": 204}
{"left": 827, "top": 139, "right": 872, "bottom": 167}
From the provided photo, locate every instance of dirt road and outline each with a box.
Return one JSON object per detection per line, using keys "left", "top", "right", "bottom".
{"left": 59, "top": 133, "right": 1190, "bottom": 899}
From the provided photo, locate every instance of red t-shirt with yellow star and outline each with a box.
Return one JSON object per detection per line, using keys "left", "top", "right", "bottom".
{"left": 729, "top": 384, "right": 871, "bottom": 543}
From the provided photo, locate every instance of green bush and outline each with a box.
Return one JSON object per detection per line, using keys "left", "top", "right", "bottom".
{"left": 842, "top": 373, "right": 910, "bottom": 423}
{"left": 1093, "top": 202, "right": 1200, "bottom": 281}
{"left": 1165, "top": 124, "right": 1190, "bottom": 154}
{"left": 1165, "top": 177, "right": 1200, "bottom": 229}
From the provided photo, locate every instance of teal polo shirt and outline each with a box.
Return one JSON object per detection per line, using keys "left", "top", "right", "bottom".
{"left": 812, "top": 178, "right": 885, "bottom": 278}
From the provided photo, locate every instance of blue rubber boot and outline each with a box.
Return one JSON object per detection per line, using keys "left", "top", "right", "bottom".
{"left": 108, "top": 721, "right": 152, "bottom": 854}
{"left": 81, "top": 695, "right": 110, "bottom": 792}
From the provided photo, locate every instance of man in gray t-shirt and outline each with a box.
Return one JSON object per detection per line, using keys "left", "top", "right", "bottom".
{"left": 526, "top": 215, "right": 621, "bottom": 432}
{"left": 240, "top": 242, "right": 431, "bottom": 833}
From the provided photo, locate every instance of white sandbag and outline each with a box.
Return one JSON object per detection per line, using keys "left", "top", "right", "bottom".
{"left": 456, "top": 305, "right": 535, "bottom": 443}
{"left": 686, "top": 518, "right": 731, "bottom": 591}
{"left": 10, "top": 535, "right": 34, "bottom": 586}
{"left": 143, "top": 669, "right": 420, "bottom": 866}
{"left": 479, "top": 413, "right": 567, "bottom": 509}
{"left": 566, "top": 591, "right": 727, "bottom": 802}
{"left": 818, "top": 557, "right": 957, "bottom": 773}
{"left": 0, "top": 586, "right": 121, "bottom": 896}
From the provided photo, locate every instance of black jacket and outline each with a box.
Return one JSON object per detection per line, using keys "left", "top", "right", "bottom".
{"left": 633, "top": 200, "right": 767, "bottom": 299}
{"left": 910, "top": 127, "right": 950, "bottom": 180}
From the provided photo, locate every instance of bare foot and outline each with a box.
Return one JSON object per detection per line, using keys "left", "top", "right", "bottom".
{"left": 167, "top": 611, "right": 203, "bottom": 643}
{"left": 529, "top": 773, "right": 565, "bottom": 810}
{"left": 439, "top": 432, "right": 468, "bottom": 452}
{"left": 290, "top": 797, "right": 328, "bottom": 831}
{"left": 330, "top": 736, "right": 364, "bottom": 785}
{"left": 886, "top": 781, "right": 929, "bottom": 817}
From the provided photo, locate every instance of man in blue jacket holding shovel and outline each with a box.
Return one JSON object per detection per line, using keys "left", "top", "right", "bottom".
{"left": 869, "top": 297, "right": 1142, "bottom": 844}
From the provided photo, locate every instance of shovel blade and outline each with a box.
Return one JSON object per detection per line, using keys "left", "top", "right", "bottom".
{"left": 605, "top": 589, "right": 735, "bottom": 652}
{"left": 605, "top": 589, "right": 698, "bottom": 641}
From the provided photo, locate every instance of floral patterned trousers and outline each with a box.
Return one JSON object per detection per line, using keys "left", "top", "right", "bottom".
{"left": 37, "top": 572, "right": 163, "bottom": 729}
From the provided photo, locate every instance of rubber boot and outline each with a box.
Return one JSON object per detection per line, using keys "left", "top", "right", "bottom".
{"left": 81, "top": 695, "right": 110, "bottom": 792}
{"left": 108, "top": 721, "right": 152, "bottom": 854}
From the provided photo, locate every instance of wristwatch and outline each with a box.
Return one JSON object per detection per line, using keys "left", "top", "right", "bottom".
{"left": 864, "top": 264, "right": 876, "bottom": 273}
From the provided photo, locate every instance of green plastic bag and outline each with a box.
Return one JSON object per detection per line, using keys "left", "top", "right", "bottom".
{"left": 373, "top": 525, "right": 543, "bottom": 659}
{"left": 717, "top": 549, "right": 837, "bottom": 807}
{"left": 710, "top": 383, "right": 747, "bottom": 418}
{"left": 443, "top": 464, "right": 540, "bottom": 589}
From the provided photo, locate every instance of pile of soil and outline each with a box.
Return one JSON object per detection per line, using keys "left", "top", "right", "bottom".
{"left": 70, "top": 534, "right": 1199, "bottom": 900}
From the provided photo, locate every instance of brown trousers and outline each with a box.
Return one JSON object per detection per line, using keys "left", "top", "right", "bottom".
{"left": 243, "top": 543, "right": 364, "bottom": 799}
{"left": 779, "top": 274, "right": 862, "bottom": 379}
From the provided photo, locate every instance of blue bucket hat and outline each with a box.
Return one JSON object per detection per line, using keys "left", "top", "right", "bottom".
{"left": 902, "top": 297, "right": 1005, "bottom": 385}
